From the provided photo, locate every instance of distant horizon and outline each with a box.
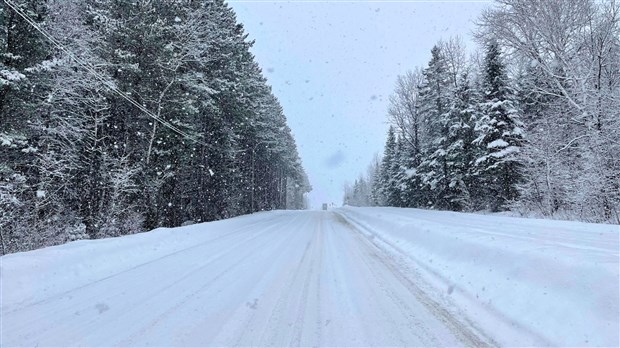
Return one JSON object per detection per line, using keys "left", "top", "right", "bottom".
{"left": 229, "top": 0, "right": 489, "bottom": 208}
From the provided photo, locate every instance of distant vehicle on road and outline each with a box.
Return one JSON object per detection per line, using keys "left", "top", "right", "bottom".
{"left": 322, "top": 203, "right": 328, "bottom": 210}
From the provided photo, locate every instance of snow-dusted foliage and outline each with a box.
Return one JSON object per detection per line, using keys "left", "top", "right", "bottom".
{"left": 356, "top": 0, "right": 618, "bottom": 223}
{"left": 0, "top": 0, "right": 309, "bottom": 255}
{"left": 478, "top": 0, "right": 620, "bottom": 222}
{"left": 472, "top": 41, "right": 524, "bottom": 211}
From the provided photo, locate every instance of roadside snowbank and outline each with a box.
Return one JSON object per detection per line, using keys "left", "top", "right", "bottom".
{"left": 337, "top": 206, "right": 619, "bottom": 347}
{"left": 0, "top": 211, "right": 287, "bottom": 309}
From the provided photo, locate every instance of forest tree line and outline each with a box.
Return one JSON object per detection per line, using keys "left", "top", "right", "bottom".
{"left": 0, "top": 0, "right": 310, "bottom": 255}
{"left": 345, "top": 0, "right": 620, "bottom": 224}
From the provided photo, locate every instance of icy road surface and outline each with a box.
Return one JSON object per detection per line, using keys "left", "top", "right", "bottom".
{"left": 1, "top": 208, "right": 618, "bottom": 346}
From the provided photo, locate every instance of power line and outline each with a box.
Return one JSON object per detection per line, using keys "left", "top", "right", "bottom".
{"left": 2, "top": 0, "right": 207, "bottom": 146}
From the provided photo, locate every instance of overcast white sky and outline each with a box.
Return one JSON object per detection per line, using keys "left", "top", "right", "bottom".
{"left": 228, "top": 0, "right": 491, "bottom": 209}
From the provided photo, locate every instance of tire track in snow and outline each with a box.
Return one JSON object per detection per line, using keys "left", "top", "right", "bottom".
{"left": 116, "top": 214, "right": 307, "bottom": 346}
{"left": 226, "top": 212, "right": 316, "bottom": 346}
{"left": 313, "top": 214, "right": 326, "bottom": 346}
{"left": 3, "top": 215, "right": 294, "bottom": 346}
{"left": 327, "top": 213, "right": 429, "bottom": 346}
{"left": 256, "top": 213, "right": 319, "bottom": 346}
{"left": 289, "top": 212, "right": 324, "bottom": 346}
{"left": 347, "top": 229, "right": 439, "bottom": 346}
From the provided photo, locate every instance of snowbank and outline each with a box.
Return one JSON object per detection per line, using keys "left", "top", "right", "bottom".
{"left": 0, "top": 211, "right": 287, "bottom": 310}
{"left": 337, "top": 206, "right": 619, "bottom": 347}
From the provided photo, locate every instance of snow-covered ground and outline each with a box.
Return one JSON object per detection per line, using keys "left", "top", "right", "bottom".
{"left": 338, "top": 207, "right": 619, "bottom": 346}
{"left": 1, "top": 208, "right": 618, "bottom": 346}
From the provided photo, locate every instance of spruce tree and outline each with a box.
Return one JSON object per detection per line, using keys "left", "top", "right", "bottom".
{"left": 473, "top": 41, "right": 524, "bottom": 211}
{"left": 444, "top": 73, "right": 478, "bottom": 210}
{"left": 416, "top": 45, "right": 454, "bottom": 209}
{"left": 386, "top": 136, "right": 403, "bottom": 207}
{"left": 379, "top": 127, "right": 397, "bottom": 206}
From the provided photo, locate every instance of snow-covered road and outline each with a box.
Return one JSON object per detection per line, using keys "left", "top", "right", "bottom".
{"left": 1, "top": 209, "right": 618, "bottom": 346}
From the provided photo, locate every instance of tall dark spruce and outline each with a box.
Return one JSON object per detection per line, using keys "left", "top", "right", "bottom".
{"left": 473, "top": 41, "right": 524, "bottom": 211}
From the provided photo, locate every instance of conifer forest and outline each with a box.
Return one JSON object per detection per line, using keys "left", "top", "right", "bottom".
{"left": 0, "top": 0, "right": 310, "bottom": 254}
{"left": 345, "top": 0, "right": 620, "bottom": 225}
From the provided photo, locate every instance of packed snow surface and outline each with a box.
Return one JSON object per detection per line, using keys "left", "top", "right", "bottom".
{"left": 338, "top": 207, "right": 619, "bottom": 346}
{"left": 1, "top": 208, "right": 618, "bottom": 346}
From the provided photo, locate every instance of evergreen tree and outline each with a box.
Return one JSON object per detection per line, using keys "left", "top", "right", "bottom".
{"left": 0, "top": 0, "right": 51, "bottom": 252}
{"left": 386, "top": 136, "right": 403, "bottom": 207}
{"left": 416, "top": 45, "right": 454, "bottom": 209}
{"left": 379, "top": 126, "right": 397, "bottom": 206}
{"left": 398, "top": 138, "right": 421, "bottom": 207}
{"left": 473, "top": 41, "right": 524, "bottom": 211}
{"left": 369, "top": 156, "right": 383, "bottom": 206}
{"left": 444, "top": 72, "right": 479, "bottom": 210}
